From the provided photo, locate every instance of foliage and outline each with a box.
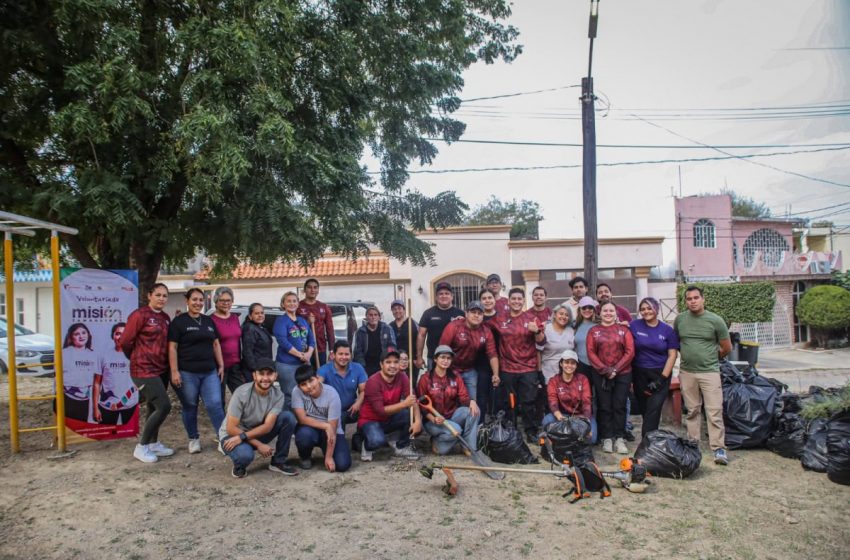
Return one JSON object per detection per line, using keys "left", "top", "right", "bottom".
{"left": 0, "top": 0, "right": 521, "bottom": 295}
{"left": 811, "top": 220, "right": 834, "bottom": 228}
{"left": 465, "top": 196, "right": 542, "bottom": 239}
{"left": 677, "top": 282, "right": 775, "bottom": 325}
{"left": 801, "top": 384, "right": 850, "bottom": 420}
{"left": 699, "top": 187, "right": 771, "bottom": 218}
{"left": 796, "top": 285, "right": 850, "bottom": 347}
{"left": 831, "top": 270, "right": 850, "bottom": 292}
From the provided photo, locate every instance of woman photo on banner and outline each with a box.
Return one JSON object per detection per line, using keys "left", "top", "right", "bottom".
{"left": 92, "top": 322, "right": 139, "bottom": 425}
{"left": 61, "top": 322, "right": 103, "bottom": 423}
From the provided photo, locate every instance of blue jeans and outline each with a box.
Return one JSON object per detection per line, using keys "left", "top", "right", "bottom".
{"left": 294, "top": 425, "right": 352, "bottom": 472}
{"left": 361, "top": 410, "right": 411, "bottom": 451}
{"left": 221, "top": 411, "right": 296, "bottom": 468}
{"left": 424, "top": 406, "right": 479, "bottom": 455}
{"left": 460, "top": 369, "right": 478, "bottom": 401}
{"left": 175, "top": 369, "right": 225, "bottom": 439}
{"left": 275, "top": 362, "right": 299, "bottom": 409}
{"left": 542, "top": 413, "right": 598, "bottom": 445}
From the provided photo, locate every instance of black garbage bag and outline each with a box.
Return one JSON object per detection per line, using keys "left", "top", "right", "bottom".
{"left": 766, "top": 397, "right": 807, "bottom": 460}
{"left": 478, "top": 411, "right": 538, "bottom": 464}
{"left": 634, "top": 429, "right": 702, "bottom": 479}
{"left": 723, "top": 374, "right": 778, "bottom": 449}
{"left": 540, "top": 417, "right": 594, "bottom": 466}
{"left": 720, "top": 360, "right": 744, "bottom": 385}
{"left": 801, "top": 418, "right": 830, "bottom": 472}
{"left": 826, "top": 409, "right": 850, "bottom": 485}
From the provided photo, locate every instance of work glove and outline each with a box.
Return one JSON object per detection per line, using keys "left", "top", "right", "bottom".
{"left": 644, "top": 380, "right": 661, "bottom": 396}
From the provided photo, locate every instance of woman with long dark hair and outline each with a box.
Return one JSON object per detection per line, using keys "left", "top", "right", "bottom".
{"left": 92, "top": 322, "right": 139, "bottom": 425}
{"left": 61, "top": 322, "right": 98, "bottom": 423}
{"left": 241, "top": 303, "right": 273, "bottom": 378}
{"left": 121, "top": 282, "right": 174, "bottom": 463}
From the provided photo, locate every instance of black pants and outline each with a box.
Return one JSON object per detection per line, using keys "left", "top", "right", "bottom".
{"left": 499, "top": 371, "right": 541, "bottom": 436}
{"left": 221, "top": 364, "right": 249, "bottom": 404}
{"left": 132, "top": 376, "right": 172, "bottom": 445}
{"left": 98, "top": 405, "right": 137, "bottom": 425}
{"left": 63, "top": 396, "right": 90, "bottom": 422}
{"left": 591, "top": 371, "right": 632, "bottom": 440}
{"left": 632, "top": 366, "right": 670, "bottom": 437}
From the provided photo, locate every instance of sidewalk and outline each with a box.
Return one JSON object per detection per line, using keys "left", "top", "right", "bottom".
{"left": 753, "top": 346, "right": 850, "bottom": 393}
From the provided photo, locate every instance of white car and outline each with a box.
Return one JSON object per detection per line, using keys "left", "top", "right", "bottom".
{"left": 0, "top": 318, "right": 56, "bottom": 377}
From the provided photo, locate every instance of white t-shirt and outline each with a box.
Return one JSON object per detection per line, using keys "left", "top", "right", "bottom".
{"left": 291, "top": 384, "right": 343, "bottom": 434}
{"left": 63, "top": 346, "right": 103, "bottom": 400}
{"left": 100, "top": 348, "right": 139, "bottom": 410}
{"left": 537, "top": 323, "right": 576, "bottom": 382}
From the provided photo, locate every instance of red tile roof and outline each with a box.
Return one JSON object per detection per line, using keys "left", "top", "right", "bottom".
{"left": 194, "top": 256, "right": 390, "bottom": 281}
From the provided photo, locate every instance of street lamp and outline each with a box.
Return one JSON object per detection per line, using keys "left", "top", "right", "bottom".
{"left": 582, "top": 0, "right": 600, "bottom": 289}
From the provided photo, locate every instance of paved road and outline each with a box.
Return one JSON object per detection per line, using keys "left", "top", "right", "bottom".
{"left": 746, "top": 346, "right": 850, "bottom": 393}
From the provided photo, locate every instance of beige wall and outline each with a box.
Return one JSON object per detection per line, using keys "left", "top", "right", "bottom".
{"left": 0, "top": 282, "right": 54, "bottom": 335}
{"left": 508, "top": 238, "right": 664, "bottom": 271}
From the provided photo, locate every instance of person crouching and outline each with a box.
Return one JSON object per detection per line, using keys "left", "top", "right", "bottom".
{"left": 292, "top": 365, "right": 351, "bottom": 473}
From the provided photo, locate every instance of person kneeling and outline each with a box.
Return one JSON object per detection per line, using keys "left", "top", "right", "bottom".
{"left": 417, "top": 345, "right": 480, "bottom": 455}
{"left": 357, "top": 350, "right": 422, "bottom": 461}
{"left": 219, "top": 358, "right": 298, "bottom": 478}
{"left": 292, "top": 365, "right": 351, "bottom": 472}
{"left": 542, "top": 350, "right": 597, "bottom": 444}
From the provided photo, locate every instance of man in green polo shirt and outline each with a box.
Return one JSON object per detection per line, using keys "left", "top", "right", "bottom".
{"left": 674, "top": 286, "right": 733, "bottom": 465}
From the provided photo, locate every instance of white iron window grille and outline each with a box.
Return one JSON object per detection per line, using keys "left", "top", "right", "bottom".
{"left": 743, "top": 228, "right": 789, "bottom": 268}
{"left": 693, "top": 219, "right": 716, "bottom": 248}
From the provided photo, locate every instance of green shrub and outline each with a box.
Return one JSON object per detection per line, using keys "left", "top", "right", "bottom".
{"left": 801, "top": 384, "right": 850, "bottom": 420}
{"left": 796, "top": 285, "right": 850, "bottom": 347}
{"left": 677, "top": 282, "right": 775, "bottom": 326}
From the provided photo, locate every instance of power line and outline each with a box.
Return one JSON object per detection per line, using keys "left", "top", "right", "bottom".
{"left": 459, "top": 85, "right": 580, "bottom": 103}
{"left": 424, "top": 137, "right": 850, "bottom": 150}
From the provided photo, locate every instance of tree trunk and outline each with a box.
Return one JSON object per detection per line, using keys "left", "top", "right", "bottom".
{"left": 130, "top": 243, "right": 165, "bottom": 307}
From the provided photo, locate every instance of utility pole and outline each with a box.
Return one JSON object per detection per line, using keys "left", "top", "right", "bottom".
{"left": 582, "top": 0, "right": 600, "bottom": 289}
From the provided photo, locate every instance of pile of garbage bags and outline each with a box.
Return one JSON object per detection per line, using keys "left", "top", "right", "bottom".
{"left": 720, "top": 361, "right": 779, "bottom": 449}
{"left": 539, "top": 417, "right": 594, "bottom": 467}
{"left": 634, "top": 429, "right": 702, "bottom": 479}
{"left": 478, "top": 411, "right": 538, "bottom": 464}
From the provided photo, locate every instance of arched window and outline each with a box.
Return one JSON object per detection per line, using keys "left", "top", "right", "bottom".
{"left": 432, "top": 271, "right": 487, "bottom": 310}
{"left": 743, "top": 228, "right": 789, "bottom": 268}
{"left": 693, "top": 219, "right": 716, "bottom": 248}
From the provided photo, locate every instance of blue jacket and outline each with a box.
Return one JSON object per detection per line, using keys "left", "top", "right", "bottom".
{"left": 273, "top": 314, "right": 315, "bottom": 365}
{"left": 353, "top": 322, "right": 396, "bottom": 369}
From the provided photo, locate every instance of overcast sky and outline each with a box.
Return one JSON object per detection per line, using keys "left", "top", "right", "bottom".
{"left": 388, "top": 0, "right": 850, "bottom": 266}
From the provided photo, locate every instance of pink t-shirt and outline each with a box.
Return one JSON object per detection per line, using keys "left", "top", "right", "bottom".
{"left": 211, "top": 314, "right": 241, "bottom": 367}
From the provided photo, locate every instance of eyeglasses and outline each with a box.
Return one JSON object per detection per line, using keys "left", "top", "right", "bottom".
{"left": 218, "top": 299, "right": 233, "bottom": 304}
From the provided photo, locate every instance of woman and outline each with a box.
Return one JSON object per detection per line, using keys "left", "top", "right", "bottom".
{"left": 573, "top": 296, "right": 598, "bottom": 378}
{"left": 241, "top": 303, "right": 273, "bottom": 377}
{"left": 210, "top": 286, "right": 243, "bottom": 402}
{"left": 61, "top": 323, "right": 99, "bottom": 423}
{"left": 168, "top": 288, "right": 226, "bottom": 454}
{"left": 587, "top": 301, "right": 635, "bottom": 455}
{"left": 542, "top": 349, "right": 596, "bottom": 444}
{"left": 93, "top": 322, "right": 139, "bottom": 425}
{"left": 120, "top": 282, "right": 174, "bottom": 463}
{"left": 476, "top": 288, "right": 502, "bottom": 420}
{"left": 417, "top": 345, "right": 480, "bottom": 455}
{"left": 629, "top": 297, "right": 679, "bottom": 436}
{"left": 353, "top": 306, "right": 396, "bottom": 375}
{"left": 398, "top": 350, "right": 411, "bottom": 378}
{"left": 537, "top": 303, "right": 575, "bottom": 383}
{"left": 273, "top": 291, "right": 315, "bottom": 408}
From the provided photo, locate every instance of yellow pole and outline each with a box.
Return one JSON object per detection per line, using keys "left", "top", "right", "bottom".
{"left": 51, "top": 231, "right": 66, "bottom": 452}
{"left": 407, "top": 297, "right": 414, "bottom": 425}
{"left": 5, "top": 233, "right": 20, "bottom": 452}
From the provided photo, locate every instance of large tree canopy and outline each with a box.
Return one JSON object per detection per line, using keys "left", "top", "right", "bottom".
{"left": 1, "top": 0, "right": 520, "bottom": 293}
{"left": 465, "top": 196, "right": 542, "bottom": 239}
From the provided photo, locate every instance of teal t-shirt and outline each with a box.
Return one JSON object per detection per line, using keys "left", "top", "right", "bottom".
{"left": 674, "top": 310, "right": 730, "bottom": 373}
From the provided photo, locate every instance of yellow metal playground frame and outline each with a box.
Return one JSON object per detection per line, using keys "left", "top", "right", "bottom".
{"left": 1, "top": 211, "right": 78, "bottom": 453}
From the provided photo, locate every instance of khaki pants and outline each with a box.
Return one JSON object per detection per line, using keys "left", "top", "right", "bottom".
{"left": 679, "top": 370, "right": 726, "bottom": 451}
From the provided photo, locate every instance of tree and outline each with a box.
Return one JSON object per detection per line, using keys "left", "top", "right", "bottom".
{"left": 465, "top": 196, "right": 542, "bottom": 239}
{"left": 796, "top": 285, "right": 850, "bottom": 348}
{"left": 0, "top": 1, "right": 521, "bottom": 298}
{"left": 722, "top": 188, "right": 772, "bottom": 219}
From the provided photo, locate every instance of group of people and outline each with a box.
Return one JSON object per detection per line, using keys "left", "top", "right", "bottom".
{"left": 118, "top": 274, "right": 733, "bottom": 477}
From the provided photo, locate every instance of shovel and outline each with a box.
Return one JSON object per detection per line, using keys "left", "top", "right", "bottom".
{"left": 419, "top": 395, "right": 504, "bottom": 480}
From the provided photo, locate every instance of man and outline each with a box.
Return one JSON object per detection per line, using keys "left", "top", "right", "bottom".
{"left": 415, "top": 282, "right": 464, "bottom": 370}
{"left": 353, "top": 306, "right": 396, "bottom": 375}
{"left": 674, "top": 286, "right": 732, "bottom": 465}
{"left": 291, "top": 365, "right": 351, "bottom": 472}
{"left": 596, "top": 283, "right": 632, "bottom": 324}
{"left": 527, "top": 286, "right": 552, "bottom": 324}
{"left": 491, "top": 288, "right": 546, "bottom": 442}
{"left": 565, "top": 276, "right": 589, "bottom": 325}
{"left": 389, "top": 299, "right": 419, "bottom": 358}
{"left": 297, "top": 278, "right": 335, "bottom": 365}
{"left": 357, "top": 350, "right": 422, "bottom": 461}
{"left": 318, "top": 340, "right": 368, "bottom": 426}
{"left": 219, "top": 358, "right": 298, "bottom": 478}
{"left": 486, "top": 273, "right": 511, "bottom": 316}
{"left": 438, "top": 300, "right": 499, "bottom": 401}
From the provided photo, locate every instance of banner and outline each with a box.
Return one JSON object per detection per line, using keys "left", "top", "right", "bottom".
{"left": 59, "top": 268, "right": 139, "bottom": 441}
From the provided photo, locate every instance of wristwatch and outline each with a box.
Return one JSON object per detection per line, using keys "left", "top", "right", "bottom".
{"left": 239, "top": 432, "right": 248, "bottom": 442}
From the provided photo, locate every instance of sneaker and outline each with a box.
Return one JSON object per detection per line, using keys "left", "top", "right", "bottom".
{"left": 299, "top": 458, "right": 313, "bottom": 470}
{"left": 602, "top": 438, "right": 614, "bottom": 453}
{"left": 615, "top": 438, "right": 628, "bottom": 454}
{"left": 268, "top": 462, "right": 299, "bottom": 476}
{"left": 361, "top": 447, "right": 374, "bottom": 462}
{"left": 393, "top": 442, "right": 421, "bottom": 460}
{"left": 148, "top": 441, "right": 174, "bottom": 457}
{"left": 714, "top": 448, "right": 729, "bottom": 466}
{"left": 188, "top": 438, "right": 202, "bottom": 454}
{"left": 133, "top": 444, "right": 158, "bottom": 463}
{"left": 232, "top": 465, "right": 247, "bottom": 478}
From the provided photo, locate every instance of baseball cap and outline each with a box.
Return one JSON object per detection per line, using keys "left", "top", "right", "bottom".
{"left": 466, "top": 300, "right": 484, "bottom": 312}
{"left": 390, "top": 299, "right": 405, "bottom": 308}
{"left": 559, "top": 350, "right": 579, "bottom": 363}
{"left": 435, "top": 281, "right": 452, "bottom": 293}
{"left": 255, "top": 358, "right": 277, "bottom": 372}
{"left": 486, "top": 273, "right": 501, "bottom": 284}
{"left": 380, "top": 349, "right": 401, "bottom": 361}
{"left": 578, "top": 296, "right": 598, "bottom": 308}
{"left": 434, "top": 345, "right": 455, "bottom": 357}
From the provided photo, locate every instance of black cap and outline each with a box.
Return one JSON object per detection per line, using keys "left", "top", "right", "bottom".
{"left": 486, "top": 273, "right": 501, "bottom": 284}
{"left": 466, "top": 300, "right": 484, "bottom": 312}
{"left": 380, "top": 349, "right": 401, "bottom": 361}
{"left": 435, "top": 281, "right": 452, "bottom": 293}
{"left": 255, "top": 358, "right": 277, "bottom": 372}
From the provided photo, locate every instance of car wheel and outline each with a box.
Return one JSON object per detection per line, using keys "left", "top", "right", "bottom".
{"left": 0, "top": 359, "right": 7, "bottom": 375}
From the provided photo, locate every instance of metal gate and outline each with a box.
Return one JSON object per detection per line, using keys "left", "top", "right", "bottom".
{"left": 730, "top": 297, "right": 793, "bottom": 348}
{"left": 434, "top": 272, "right": 486, "bottom": 310}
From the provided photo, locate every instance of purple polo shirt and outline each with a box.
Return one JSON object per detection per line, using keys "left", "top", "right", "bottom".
{"left": 629, "top": 319, "right": 680, "bottom": 370}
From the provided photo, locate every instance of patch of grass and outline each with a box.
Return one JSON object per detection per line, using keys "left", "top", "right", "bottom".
{"left": 519, "top": 542, "right": 533, "bottom": 557}
{"left": 301, "top": 544, "right": 316, "bottom": 553}
{"left": 402, "top": 529, "right": 420, "bottom": 540}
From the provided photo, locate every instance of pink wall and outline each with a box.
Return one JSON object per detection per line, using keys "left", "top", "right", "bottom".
{"left": 675, "top": 195, "right": 734, "bottom": 277}
{"left": 731, "top": 219, "right": 794, "bottom": 273}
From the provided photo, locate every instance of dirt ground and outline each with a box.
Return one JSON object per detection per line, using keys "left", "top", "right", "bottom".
{"left": 1, "top": 375, "right": 849, "bottom": 560}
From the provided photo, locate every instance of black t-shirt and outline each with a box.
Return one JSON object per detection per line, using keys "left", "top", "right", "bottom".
{"left": 364, "top": 327, "right": 382, "bottom": 374}
{"left": 390, "top": 319, "right": 419, "bottom": 358}
{"left": 419, "top": 305, "right": 465, "bottom": 360}
{"left": 168, "top": 313, "right": 220, "bottom": 373}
